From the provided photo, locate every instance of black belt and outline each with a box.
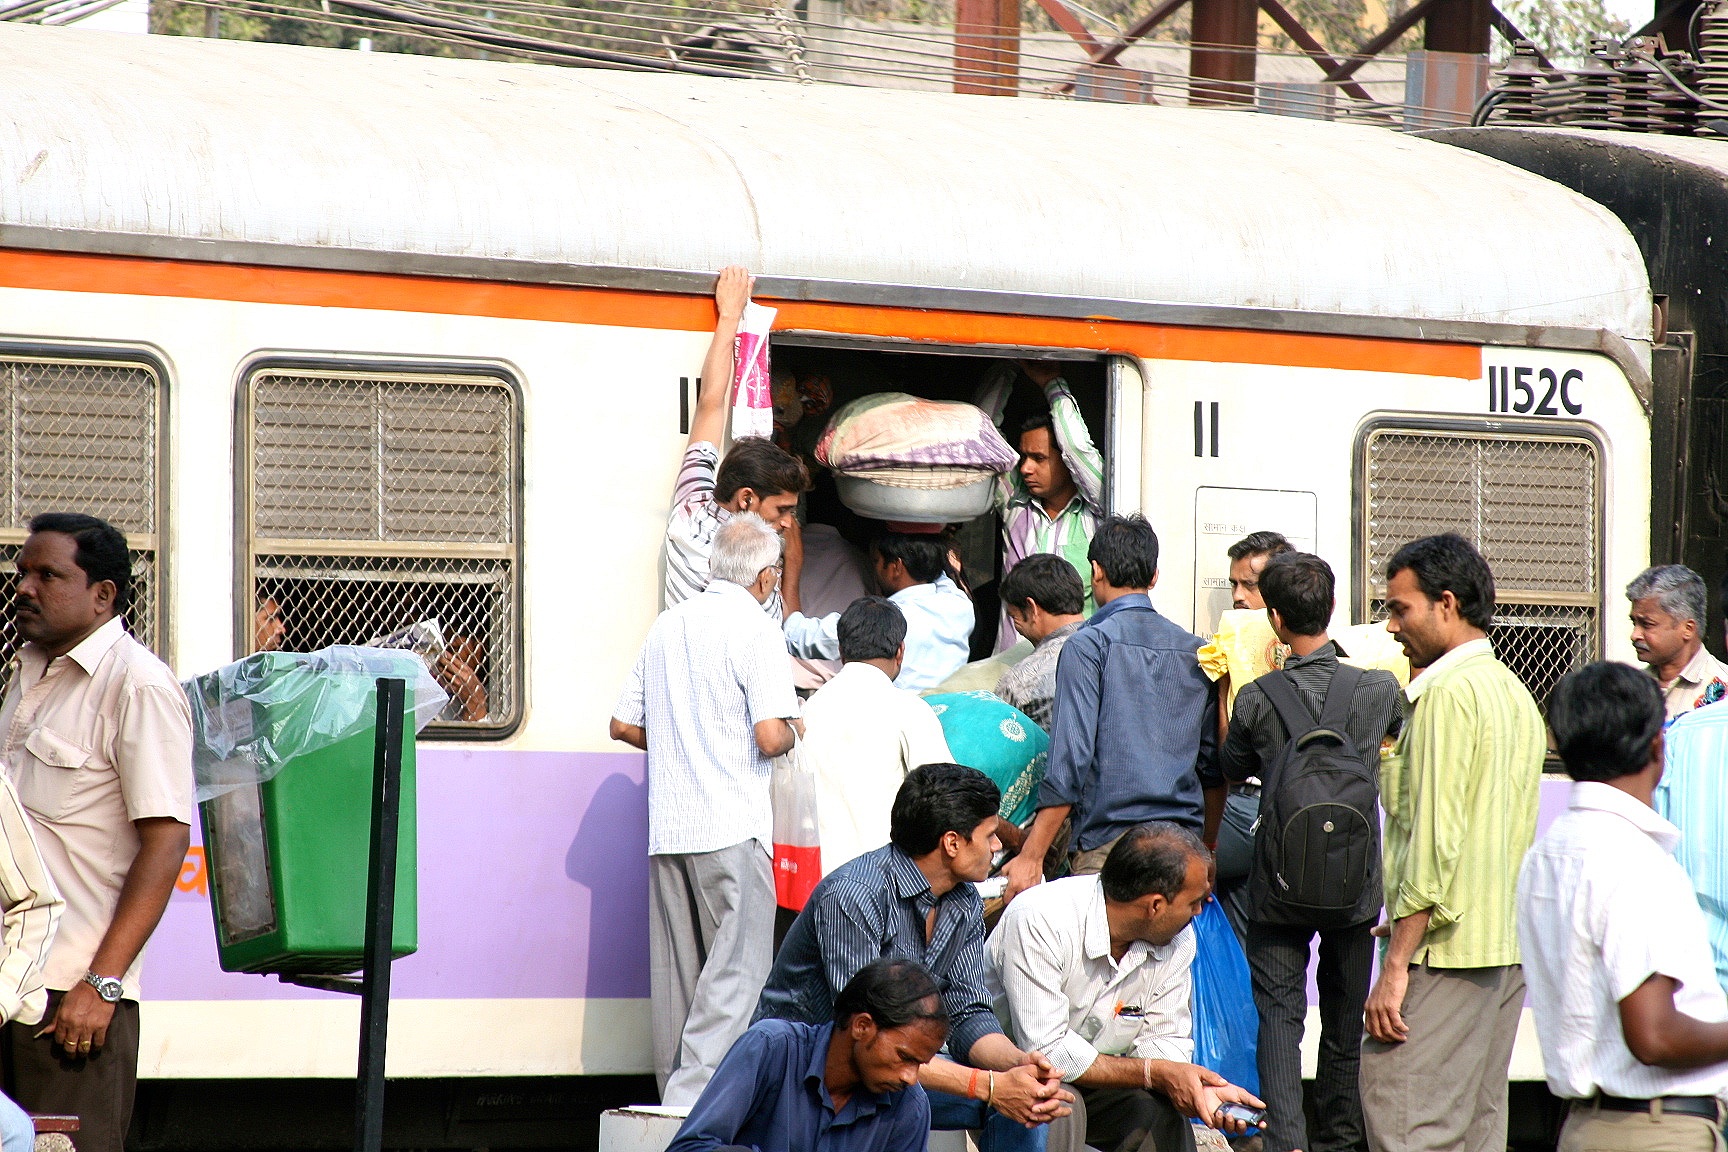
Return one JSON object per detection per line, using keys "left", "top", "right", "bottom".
{"left": 1592, "top": 1094, "right": 1721, "bottom": 1121}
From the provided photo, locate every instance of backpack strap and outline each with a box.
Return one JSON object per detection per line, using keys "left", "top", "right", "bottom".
{"left": 1316, "top": 663, "right": 1365, "bottom": 736}
{"left": 1256, "top": 669, "right": 1320, "bottom": 742}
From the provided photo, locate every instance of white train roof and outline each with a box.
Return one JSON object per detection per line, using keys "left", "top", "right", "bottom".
{"left": 0, "top": 24, "right": 1652, "bottom": 342}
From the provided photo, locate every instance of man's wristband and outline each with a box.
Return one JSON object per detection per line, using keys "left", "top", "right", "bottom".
{"left": 987, "top": 1072, "right": 995, "bottom": 1106}
{"left": 968, "top": 1068, "right": 982, "bottom": 1101}
{"left": 1143, "top": 1059, "right": 1153, "bottom": 1090}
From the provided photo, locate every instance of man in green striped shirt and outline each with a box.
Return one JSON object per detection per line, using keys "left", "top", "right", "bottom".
{"left": 1360, "top": 533, "right": 1546, "bottom": 1152}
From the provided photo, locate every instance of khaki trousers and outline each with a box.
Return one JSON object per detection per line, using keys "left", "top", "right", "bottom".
{"left": 1559, "top": 1101, "right": 1725, "bottom": 1152}
{"left": 1360, "top": 963, "right": 1523, "bottom": 1152}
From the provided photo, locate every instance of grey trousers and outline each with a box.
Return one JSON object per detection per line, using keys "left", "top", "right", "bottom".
{"left": 1044, "top": 1085, "right": 1197, "bottom": 1152}
{"left": 649, "top": 840, "right": 775, "bottom": 1107}
{"left": 1359, "top": 963, "right": 1524, "bottom": 1152}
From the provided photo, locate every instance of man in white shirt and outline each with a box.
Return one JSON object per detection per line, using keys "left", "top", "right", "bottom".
{"left": 785, "top": 529, "right": 974, "bottom": 692}
{"left": 800, "top": 597, "right": 952, "bottom": 875}
{"left": 612, "top": 513, "right": 802, "bottom": 1106}
{"left": 1519, "top": 660, "right": 1728, "bottom": 1152}
{"left": 0, "top": 514, "right": 193, "bottom": 1152}
{"left": 989, "top": 822, "right": 1263, "bottom": 1152}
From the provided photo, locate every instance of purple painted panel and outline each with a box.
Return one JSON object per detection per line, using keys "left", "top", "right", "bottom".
{"left": 144, "top": 748, "right": 651, "bottom": 1001}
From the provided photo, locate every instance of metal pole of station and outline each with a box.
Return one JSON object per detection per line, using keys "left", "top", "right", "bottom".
{"left": 355, "top": 677, "right": 406, "bottom": 1152}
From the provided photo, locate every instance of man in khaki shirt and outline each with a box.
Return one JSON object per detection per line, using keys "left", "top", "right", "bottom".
{"left": 0, "top": 514, "right": 193, "bottom": 1152}
{"left": 1628, "top": 564, "right": 1728, "bottom": 721}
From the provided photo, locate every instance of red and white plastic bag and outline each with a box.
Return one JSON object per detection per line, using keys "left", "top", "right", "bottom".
{"left": 731, "top": 301, "right": 777, "bottom": 441}
{"left": 771, "top": 740, "right": 821, "bottom": 912}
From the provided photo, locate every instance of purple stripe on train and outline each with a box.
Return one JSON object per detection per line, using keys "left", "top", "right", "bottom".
{"left": 143, "top": 750, "right": 1578, "bottom": 1006}
{"left": 146, "top": 749, "right": 652, "bottom": 1001}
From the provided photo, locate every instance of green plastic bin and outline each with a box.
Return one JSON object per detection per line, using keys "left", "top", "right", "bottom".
{"left": 190, "top": 653, "right": 418, "bottom": 976}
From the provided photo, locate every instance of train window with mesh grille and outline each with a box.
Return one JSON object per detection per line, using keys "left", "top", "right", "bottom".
{"left": 0, "top": 356, "right": 163, "bottom": 680}
{"left": 243, "top": 367, "right": 520, "bottom": 735}
{"left": 1357, "top": 424, "right": 1601, "bottom": 707}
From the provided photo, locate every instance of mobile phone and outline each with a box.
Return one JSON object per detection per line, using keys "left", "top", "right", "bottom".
{"left": 1216, "top": 1103, "right": 1266, "bottom": 1127}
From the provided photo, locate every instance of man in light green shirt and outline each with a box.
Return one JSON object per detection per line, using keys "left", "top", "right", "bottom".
{"left": 1361, "top": 533, "right": 1545, "bottom": 1152}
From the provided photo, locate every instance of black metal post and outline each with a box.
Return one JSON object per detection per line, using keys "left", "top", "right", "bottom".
{"left": 355, "top": 677, "right": 406, "bottom": 1152}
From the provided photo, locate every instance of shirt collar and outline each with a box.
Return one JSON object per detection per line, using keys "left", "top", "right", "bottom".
{"left": 834, "top": 661, "right": 894, "bottom": 690}
{"left": 891, "top": 574, "right": 955, "bottom": 604}
{"left": 1085, "top": 592, "right": 1151, "bottom": 628}
{"left": 29, "top": 616, "right": 126, "bottom": 677}
{"left": 886, "top": 847, "right": 935, "bottom": 902}
{"left": 805, "top": 1023, "right": 886, "bottom": 1121}
{"left": 1283, "top": 641, "right": 1339, "bottom": 671}
{"left": 705, "top": 579, "right": 766, "bottom": 607}
{"left": 1037, "top": 621, "right": 1084, "bottom": 650}
{"left": 1672, "top": 645, "right": 1721, "bottom": 687}
{"left": 1404, "top": 636, "right": 1493, "bottom": 702}
{"left": 1569, "top": 780, "right": 1680, "bottom": 852}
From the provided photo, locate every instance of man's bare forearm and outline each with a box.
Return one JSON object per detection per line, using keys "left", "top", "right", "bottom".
{"left": 89, "top": 818, "right": 188, "bottom": 979}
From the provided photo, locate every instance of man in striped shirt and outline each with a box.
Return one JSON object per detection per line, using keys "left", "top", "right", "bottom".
{"left": 1361, "top": 533, "right": 1545, "bottom": 1152}
{"left": 977, "top": 362, "right": 1104, "bottom": 652}
{"left": 665, "top": 266, "right": 811, "bottom": 619}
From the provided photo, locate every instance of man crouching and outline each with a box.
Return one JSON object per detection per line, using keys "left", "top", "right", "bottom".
{"left": 669, "top": 959, "right": 948, "bottom": 1152}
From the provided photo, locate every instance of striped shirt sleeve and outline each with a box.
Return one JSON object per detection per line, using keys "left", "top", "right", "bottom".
{"left": 1043, "top": 378, "right": 1105, "bottom": 512}
{"left": 0, "top": 773, "right": 61, "bottom": 1025}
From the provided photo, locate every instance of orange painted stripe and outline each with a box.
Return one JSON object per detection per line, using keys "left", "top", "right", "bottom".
{"left": 0, "top": 248, "right": 1480, "bottom": 378}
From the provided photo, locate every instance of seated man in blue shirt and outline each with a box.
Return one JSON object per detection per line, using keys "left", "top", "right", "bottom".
{"left": 785, "top": 529, "right": 974, "bottom": 691}
{"left": 756, "top": 762, "right": 1072, "bottom": 1152}
{"left": 669, "top": 958, "right": 948, "bottom": 1152}
{"left": 1004, "top": 514, "right": 1218, "bottom": 901}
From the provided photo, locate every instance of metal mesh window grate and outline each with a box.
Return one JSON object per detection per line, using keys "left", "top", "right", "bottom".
{"left": 246, "top": 370, "right": 519, "bottom": 734}
{"left": 0, "top": 358, "right": 161, "bottom": 682}
{"left": 1362, "top": 427, "right": 1601, "bottom": 704}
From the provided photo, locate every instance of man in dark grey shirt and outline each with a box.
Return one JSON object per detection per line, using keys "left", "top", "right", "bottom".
{"left": 1221, "top": 553, "right": 1400, "bottom": 1152}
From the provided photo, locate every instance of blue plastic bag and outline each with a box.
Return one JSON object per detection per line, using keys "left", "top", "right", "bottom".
{"left": 1190, "top": 898, "right": 1260, "bottom": 1095}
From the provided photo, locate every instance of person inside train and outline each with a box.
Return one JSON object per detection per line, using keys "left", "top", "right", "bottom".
{"left": 783, "top": 527, "right": 974, "bottom": 692}
{"left": 976, "top": 360, "right": 1105, "bottom": 652}
{"left": 667, "top": 266, "right": 812, "bottom": 619}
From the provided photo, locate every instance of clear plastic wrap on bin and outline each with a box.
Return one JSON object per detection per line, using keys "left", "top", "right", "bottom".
{"left": 183, "top": 646, "right": 447, "bottom": 804}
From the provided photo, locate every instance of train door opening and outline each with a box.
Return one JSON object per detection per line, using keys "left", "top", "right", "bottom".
{"left": 766, "top": 337, "right": 1117, "bottom": 665}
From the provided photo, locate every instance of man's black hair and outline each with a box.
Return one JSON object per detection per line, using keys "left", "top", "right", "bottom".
{"left": 28, "top": 512, "right": 131, "bottom": 615}
{"left": 1100, "top": 822, "right": 1210, "bottom": 903}
{"left": 1020, "top": 410, "right": 1054, "bottom": 437}
{"left": 1259, "top": 552, "right": 1334, "bottom": 637}
{"left": 872, "top": 531, "right": 947, "bottom": 586}
{"left": 1547, "top": 662, "right": 1665, "bottom": 783}
{"left": 1226, "top": 531, "right": 1293, "bottom": 564}
{"left": 889, "top": 763, "right": 1001, "bottom": 857}
{"left": 714, "top": 437, "right": 811, "bottom": 503}
{"left": 1087, "top": 514, "right": 1159, "bottom": 591}
{"left": 838, "top": 596, "right": 907, "bottom": 663}
{"left": 1000, "top": 553, "right": 1084, "bottom": 618}
{"left": 833, "top": 958, "right": 950, "bottom": 1036}
{"left": 1386, "top": 532, "right": 1496, "bottom": 631}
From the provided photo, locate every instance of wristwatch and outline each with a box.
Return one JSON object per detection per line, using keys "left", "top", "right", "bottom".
{"left": 81, "top": 971, "right": 122, "bottom": 1003}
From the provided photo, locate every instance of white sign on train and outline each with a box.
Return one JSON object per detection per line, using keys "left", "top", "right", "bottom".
{"left": 1480, "top": 351, "right": 1592, "bottom": 417}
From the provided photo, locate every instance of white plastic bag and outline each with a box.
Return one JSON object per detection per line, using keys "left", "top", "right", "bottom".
{"left": 771, "top": 741, "right": 820, "bottom": 912}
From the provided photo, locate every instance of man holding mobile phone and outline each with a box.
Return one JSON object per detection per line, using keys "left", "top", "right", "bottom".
{"left": 989, "top": 822, "right": 1264, "bottom": 1152}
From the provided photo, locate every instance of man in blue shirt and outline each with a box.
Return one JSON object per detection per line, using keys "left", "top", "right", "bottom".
{"left": 1004, "top": 515, "right": 1218, "bottom": 900}
{"left": 1654, "top": 573, "right": 1728, "bottom": 991}
{"left": 669, "top": 959, "right": 947, "bottom": 1152}
{"left": 756, "top": 763, "right": 1071, "bottom": 1152}
{"left": 785, "top": 530, "right": 974, "bottom": 691}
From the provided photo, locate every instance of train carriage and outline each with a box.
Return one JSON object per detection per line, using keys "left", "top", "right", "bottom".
{"left": 0, "top": 21, "right": 1655, "bottom": 1142}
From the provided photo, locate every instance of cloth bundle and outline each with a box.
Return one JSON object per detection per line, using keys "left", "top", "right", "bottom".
{"left": 816, "top": 392, "right": 1017, "bottom": 491}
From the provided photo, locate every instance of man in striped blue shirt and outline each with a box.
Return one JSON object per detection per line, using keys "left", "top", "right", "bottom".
{"left": 755, "top": 762, "right": 1071, "bottom": 1152}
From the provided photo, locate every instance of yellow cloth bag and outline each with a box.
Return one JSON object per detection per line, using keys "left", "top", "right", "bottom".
{"left": 1198, "top": 610, "right": 1411, "bottom": 718}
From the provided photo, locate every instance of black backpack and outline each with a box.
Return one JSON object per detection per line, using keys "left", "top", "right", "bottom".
{"left": 1246, "top": 665, "right": 1382, "bottom": 928}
